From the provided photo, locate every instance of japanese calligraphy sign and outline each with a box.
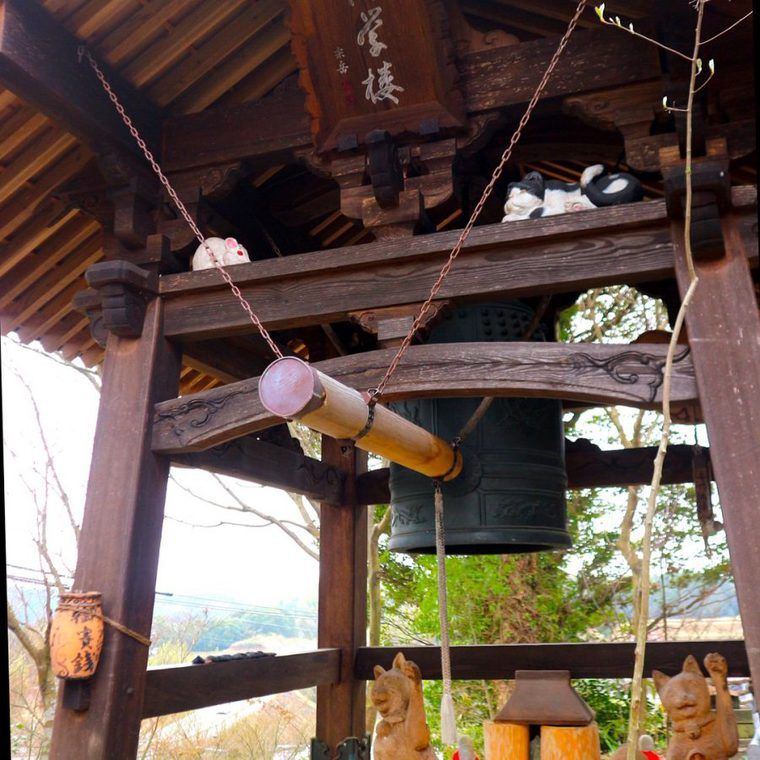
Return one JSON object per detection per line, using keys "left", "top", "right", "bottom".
{"left": 290, "top": 0, "right": 465, "bottom": 152}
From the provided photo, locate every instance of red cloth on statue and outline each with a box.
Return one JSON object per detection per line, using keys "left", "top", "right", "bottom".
{"left": 452, "top": 753, "right": 480, "bottom": 760}
{"left": 643, "top": 751, "right": 661, "bottom": 760}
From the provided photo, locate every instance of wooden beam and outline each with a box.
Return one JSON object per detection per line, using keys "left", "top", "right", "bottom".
{"left": 0, "top": 0, "right": 162, "bottom": 155}
{"left": 50, "top": 298, "right": 181, "bottom": 760}
{"left": 355, "top": 641, "right": 750, "bottom": 681}
{"left": 316, "top": 439, "right": 368, "bottom": 751}
{"left": 673, "top": 212, "right": 760, "bottom": 691}
{"left": 152, "top": 343, "right": 698, "bottom": 455}
{"left": 171, "top": 435, "right": 345, "bottom": 505}
{"left": 159, "top": 192, "right": 757, "bottom": 342}
{"left": 354, "top": 442, "right": 709, "bottom": 504}
{"left": 162, "top": 26, "right": 659, "bottom": 171}
{"left": 142, "top": 649, "right": 340, "bottom": 719}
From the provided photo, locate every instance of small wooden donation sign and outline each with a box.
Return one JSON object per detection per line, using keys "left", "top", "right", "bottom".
{"left": 289, "top": 0, "right": 465, "bottom": 152}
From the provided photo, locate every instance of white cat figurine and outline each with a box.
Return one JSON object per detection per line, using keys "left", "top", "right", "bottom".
{"left": 191, "top": 236, "right": 250, "bottom": 271}
{"left": 502, "top": 164, "right": 642, "bottom": 222}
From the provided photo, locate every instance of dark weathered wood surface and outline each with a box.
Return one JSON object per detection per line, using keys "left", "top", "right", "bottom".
{"left": 159, "top": 194, "right": 757, "bottom": 341}
{"left": 461, "top": 21, "right": 658, "bottom": 114}
{"left": 50, "top": 300, "right": 181, "bottom": 760}
{"left": 162, "top": 27, "right": 658, "bottom": 171}
{"left": 152, "top": 343, "right": 697, "bottom": 454}
{"left": 354, "top": 442, "right": 709, "bottom": 504}
{"left": 142, "top": 649, "right": 341, "bottom": 718}
{"left": 316, "top": 439, "right": 368, "bottom": 752}
{"left": 171, "top": 435, "right": 345, "bottom": 504}
{"left": 356, "top": 641, "right": 750, "bottom": 680}
{"left": 0, "top": 0, "right": 162, "bottom": 156}
{"left": 674, "top": 213, "right": 760, "bottom": 690}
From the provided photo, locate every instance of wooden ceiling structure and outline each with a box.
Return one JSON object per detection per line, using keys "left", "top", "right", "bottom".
{"left": 0, "top": 0, "right": 754, "bottom": 395}
{"left": 0, "top": 1, "right": 757, "bottom": 759}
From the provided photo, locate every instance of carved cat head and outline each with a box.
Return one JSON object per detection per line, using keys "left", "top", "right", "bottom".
{"left": 372, "top": 652, "right": 413, "bottom": 724}
{"left": 504, "top": 171, "right": 545, "bottom": 217}
{"left": 653, "top": 655, "right": 711, "bottom": 724}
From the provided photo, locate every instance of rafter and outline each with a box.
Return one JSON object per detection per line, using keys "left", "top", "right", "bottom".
{"left": 0, "top": 0, "right": 162, "bottom": 156}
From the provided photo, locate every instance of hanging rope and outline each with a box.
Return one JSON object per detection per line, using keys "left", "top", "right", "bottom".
{"left": 77, "top": 47, "right": 283, "bottom": 360}
{"left": 56, "top": 601, "right": 151, "bottom": 647}
{"left": 368, "top": 0, "right": 588, "bottom": 406}
{"left": 434, "top": 481, "right": 457, "bottom": 744}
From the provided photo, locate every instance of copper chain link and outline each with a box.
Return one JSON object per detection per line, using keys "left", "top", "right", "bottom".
{"left": 368, "top": 0, "right": 589, "bottom": 404}
{"left": 78, "top": 47, "right": 283, "bottom": 359}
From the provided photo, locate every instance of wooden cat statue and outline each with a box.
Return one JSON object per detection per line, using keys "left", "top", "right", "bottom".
{"left": 371, "top": 651, "right": 436, "bottom": 760}
{"left": 654, "top": 653, "right": 738, "bottom": 760}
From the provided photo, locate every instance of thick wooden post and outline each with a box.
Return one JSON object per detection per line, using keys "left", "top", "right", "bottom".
{"left": 50, "top": 297, "right": 181, "bottom": 759}
{"left": 673, "top": 212, "right": 760, "bottom": 690}
{"left": 316, "top": 437, "right": 369, "bottom": 750}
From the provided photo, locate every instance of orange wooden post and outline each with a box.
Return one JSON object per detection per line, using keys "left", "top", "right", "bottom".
{"left": 484, "top": 721, "right": 530, "bottom": 760}
{"left": 540, "top": 723, "right": 601, "bottom": 760}
{"left": 259, "top": 356, "right": 463, "bottom": 481}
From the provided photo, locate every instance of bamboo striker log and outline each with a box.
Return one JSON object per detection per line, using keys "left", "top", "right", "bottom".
{"left": 484, "top": 721, "right": 530, "bottom": 760}
{"left": 540, "top": 722, "right": 601, "bottom": 760}
{"left": 259, "top": 357, "right": 463, "bottom": 481}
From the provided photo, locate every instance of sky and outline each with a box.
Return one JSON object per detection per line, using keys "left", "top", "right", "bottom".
{"left": 2, "top": 335, "right": 320, "bottom": 612}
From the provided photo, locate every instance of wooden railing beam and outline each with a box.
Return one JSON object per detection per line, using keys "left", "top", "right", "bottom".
{"left": 171, "top": 435, "right": 345, "bottom": 504}
{"left": 142, "top": 649, "right": 341, "bottom": 718}
{"left": 356, "top": 641, "right": 750, "bottom": 681}
{"left": 354, "top": 442, "right": 710, "bottom": 504}
{"left": 158, "top": 191, "right": 756, "bottom": 342}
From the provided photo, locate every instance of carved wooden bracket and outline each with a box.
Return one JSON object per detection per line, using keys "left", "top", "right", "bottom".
{"left": 564, "top": 81, "right": 755, "bottom": 173}
{"left": 660, "top": 138, "right": 731, "bottom": 261}
{"left": 350, "top": 301, "right": 450, "bottom": 347}
{"left": 319, "top": 136, "right": 457, "bottom": 233}
{"left": 75, "top": 259, "right": 159, "bottom": 339}
{"left": 366, "top": 129, "right": 404, "bottom": 209}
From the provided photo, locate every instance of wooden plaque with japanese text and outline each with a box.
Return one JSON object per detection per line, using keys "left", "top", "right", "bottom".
{"left": 289, "top": 0, "right": 465, "bottom": 153}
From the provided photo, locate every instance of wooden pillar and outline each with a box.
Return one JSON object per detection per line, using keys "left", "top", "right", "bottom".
{"left": 50, "top": 297, "right": 181, "bottom": 759}
{"left": 316, "top": 437, "right": 369, "bottom": 750}
{"left": 673, "top": 212, "right": 760, "bottom": 689}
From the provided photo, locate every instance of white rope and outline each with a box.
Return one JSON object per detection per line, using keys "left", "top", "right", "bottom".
{"left": 434, "top": 481, "right": 457, "bottom": 744}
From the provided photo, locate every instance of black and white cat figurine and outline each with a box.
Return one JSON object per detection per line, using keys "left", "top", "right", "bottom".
{"left": 502, "top": 164, "right": 643, "bottom": 221}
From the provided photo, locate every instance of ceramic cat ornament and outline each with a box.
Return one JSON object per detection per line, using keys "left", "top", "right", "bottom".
{"left": 191, "top": 236, "right": 250, "bottom": 271}
{"left": 654, "top": 653, "right": 738, "bottom": 760}
{"left": 502, "top": 164, "right": 643, "bottom": 221}
{"left": 371, "top": 652, "right": 436, "bottom": 760}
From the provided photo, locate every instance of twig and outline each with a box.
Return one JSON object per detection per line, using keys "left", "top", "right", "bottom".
{"left": 595, "top": 5, "right": 693, "bottom": 61}
{"left": 624, "top": 0, "right": 705, "bottom": 753}
{"left": 700, "top": 10, "right": 753, "bottom": 45}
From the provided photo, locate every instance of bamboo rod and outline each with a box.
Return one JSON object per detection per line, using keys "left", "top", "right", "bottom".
{"left": 259, "top": 357, "right": 463, "bottom": 481}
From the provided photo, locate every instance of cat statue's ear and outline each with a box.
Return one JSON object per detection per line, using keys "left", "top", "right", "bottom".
{"left": 682, "top": 655, "right": 702, "bottom": 674}
{"left": 374, "top": 664, "right": 386, "bottom": 679}
{"left": 392, "top": 652, "right": 407, "bottom": 670}
{"left": 653, "top": 669, "right": 671, "bottom": 696}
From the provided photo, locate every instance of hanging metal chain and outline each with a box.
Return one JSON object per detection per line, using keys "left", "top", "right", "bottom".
{"left": 77, "top": 47, "right": 283, "bottom": 360}
{"left": 368, "top": 0, "right": 589, "bottom": 405}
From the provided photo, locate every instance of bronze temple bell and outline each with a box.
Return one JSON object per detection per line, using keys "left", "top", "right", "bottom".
{"left": 388, "top": 302, "right": 570, "bottom": 555}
